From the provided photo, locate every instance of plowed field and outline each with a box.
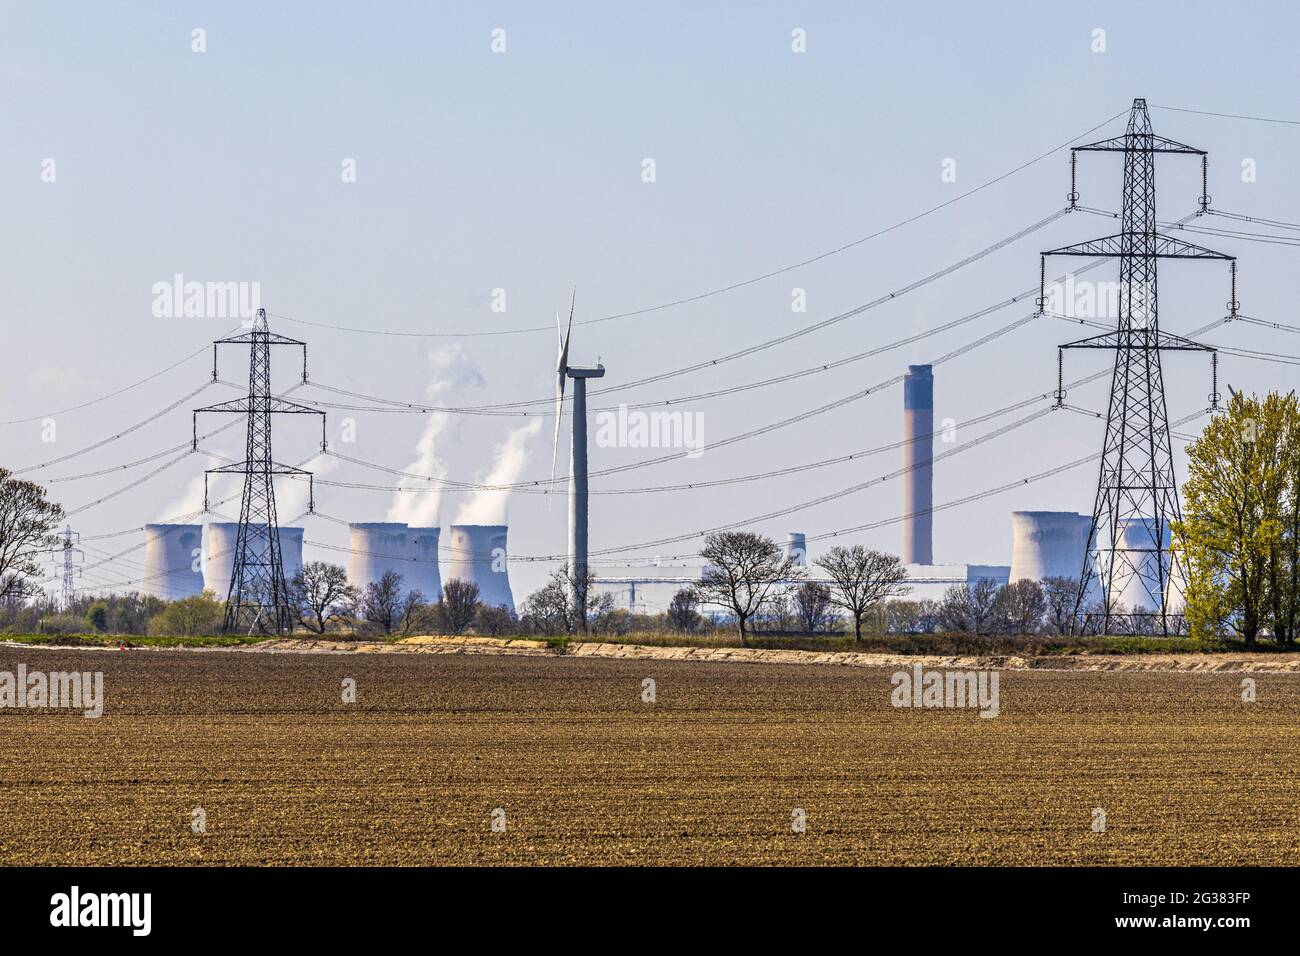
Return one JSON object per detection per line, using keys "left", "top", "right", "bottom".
{"left": 1, "top": 649, "right": 1296, "bottom": 865}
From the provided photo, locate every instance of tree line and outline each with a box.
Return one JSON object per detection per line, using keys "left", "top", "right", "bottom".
{"left": 4, "top": 390, "right": 1297, "bottom": 646}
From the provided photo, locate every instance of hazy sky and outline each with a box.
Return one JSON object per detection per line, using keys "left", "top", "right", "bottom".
{"left": 3, "top": 1, "right": 1298, "bottom": 605}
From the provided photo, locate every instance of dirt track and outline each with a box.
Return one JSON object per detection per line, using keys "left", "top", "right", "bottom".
{"left": 1, "top": 649, "right": 1297, "bottom": 865}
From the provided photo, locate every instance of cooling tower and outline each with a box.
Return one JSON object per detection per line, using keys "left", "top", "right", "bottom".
{"left": 280, "top": 526, "right": 304, "bottom": 588}
{"left": 346, "top": 522, "right": 414, "bottom": 594}
{"left": 203, "top": 522, "right": 305, "bottom": 600}
{"left": 142, "top": 523, "right": 204, "bottom": 600}
{"left": 446, "top": 524, "right": 514, "bottom": 612}
{"left": 1009, "top": 512, "right": 1092, "bottom": 583}
{"left": 903, "top": 364, "right": 934, "bottom": 565}
{"left": 408, "top": 526, "right": 443, "bottom": 602}
{"left": 787, "top": 532, "right": 807, "bottom": 567}
{"left": 1113, "top": 517, "right": 1173, "bottom": 612}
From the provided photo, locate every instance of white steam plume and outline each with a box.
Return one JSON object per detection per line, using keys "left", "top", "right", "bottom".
{"left": 454, "top": 418, "right": 544, "bottom": 525}
{"left": 387, "top": 345, "right": 484, "bottom": 527}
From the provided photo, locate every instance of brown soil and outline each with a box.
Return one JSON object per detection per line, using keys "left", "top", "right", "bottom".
{"left": 1, "top": 649, "right": 1296, "bottom": 865}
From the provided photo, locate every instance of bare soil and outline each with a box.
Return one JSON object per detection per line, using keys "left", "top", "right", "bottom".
{"left": 1, "top": 647, "right": 1296, "bottom": 865}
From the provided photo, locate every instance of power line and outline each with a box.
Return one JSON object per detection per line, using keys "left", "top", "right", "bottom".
{"left": 1208, "top": 208, "right": 1300, "bottom": 231}
{"left": 807, "top": 407, "right": 1212, "bottom": 546}
{"left": 267, "top": 111, "right": 1128, "bottom": 340}
{"left": 1150, "top": 104, "right": 1300, "bottom": 126}
{"left": 304, "top": 207, "right": 1076, "bottom": 416}
{"left": 10, "top": 382, "right": 219, "bottom": 475}
{"left": 323, "top": 362, "right": 1116, "bottom": 496}
{"left": 0, "top": 330, "right": 239, "bottom": 426}
{"left": 576, "top": 406, "right": 1062, "bottom": 559}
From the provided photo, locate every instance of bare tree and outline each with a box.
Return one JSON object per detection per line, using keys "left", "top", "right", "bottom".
{"left": 0, "top": 469, "right": 64, "bottom": 602}
{"left": 992, "top": 579, "right": 1047, "bottom": 634}
{"left": 814, "top": 545, "right": 910, "bottom": 642}
{"left": 290, "top": 561, "right": 359, "bottom": 634}
{"left": 696, "top": 532, "right": 800, "bottom": 646}
{"left": 939, "top": 579, "right": 1001, "bottom": 635}
{"left": 439, "top": 578, "right": 481, "bottom": 635}
{"left": 360, "top": 570, "right": 425, "bottom": 636}
{"left": 474, "top": 603, "right": 517, "bottom": 636}
{"left": 520, "top": 564, "right": 612, "bottom": 636}
{"left": 794, "top": 581, "right": 834, "bottom": 634}
{"left": 1041, "top": 576, "right": 1082, "bottom": 634}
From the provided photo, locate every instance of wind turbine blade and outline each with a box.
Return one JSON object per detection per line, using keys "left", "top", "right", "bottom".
{"left": 549, "top": 306, "right": 571, "bottom": 508}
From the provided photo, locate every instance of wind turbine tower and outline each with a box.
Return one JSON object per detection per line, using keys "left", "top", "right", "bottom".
{"left": 551, "top": 293, "right": 606, "bottom": 627}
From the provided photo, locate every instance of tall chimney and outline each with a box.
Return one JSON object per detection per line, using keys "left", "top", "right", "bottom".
{"left": 903, "top": 364, "right": 934, "bottom": 565}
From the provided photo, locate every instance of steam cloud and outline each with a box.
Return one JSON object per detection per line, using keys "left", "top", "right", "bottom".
{"left": 387, "top": 346, "right": 484, "bottom": 527}
{"left": 454, "top": 418, "right": 544, "bottom": 525}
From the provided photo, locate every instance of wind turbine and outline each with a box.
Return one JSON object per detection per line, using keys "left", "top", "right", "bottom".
{"left": 551, "top": 291, "right": 605, "bottom": 628}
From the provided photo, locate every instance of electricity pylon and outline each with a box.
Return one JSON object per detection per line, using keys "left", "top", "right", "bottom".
{"left": 47, "top": 525, "right": 83, "bottom": 609}
{"left": 1043, "top": 98, "right": 1235, "bottom": 635}
{"left": 193, "top": 309, "right": 325, "bottom": 634}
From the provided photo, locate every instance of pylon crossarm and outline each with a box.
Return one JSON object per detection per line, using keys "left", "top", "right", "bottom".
{"left": 265, "top": 398, "right": 324, "bottom": 416}
{"left": 213, "top": 330, "right": 306, "bottom": 348}
{"left": 205, "top": 461, "right": 314, "bottom": 478}
{"left": 1059, "top": 329, "right": 1214, "bottom": 351}
{"left": 1073, "top": 134, "right": 1205, "bottom": 155}
{"left": 195, "top": 398, "right": 253, "bottom": 415}
{"left": 1043, "top": 233, "right": 1233, "bottom": 260}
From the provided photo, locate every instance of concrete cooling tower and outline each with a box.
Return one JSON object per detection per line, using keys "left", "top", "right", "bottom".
{"left": 203, "top": 522, "right": 305, "bottom": 600}
{"left": 787, "top": 532, "right": 807, "bottom": 568}
{"left": 1113, "top": 517, "right": 1174, "bottom": 612}
{"left": 446, "top": 524, "right": 514, "bottom": 612}
{"left": 408, "top": 526, "right": 443, "bottom": 602}
{"left": 902, "top": 364, "right": 934, "bottom": 565}
{"left": 142, "top": 523, "right": 204, "bottom": 600}
{"left": 280, "top": 526, "right": 304, "bottom": 588}
{"left": 347, "top": 522, "right": 416, "bottom": 595}
{"left": 1009, "top": 512, "right": 1092, "bottom": 583}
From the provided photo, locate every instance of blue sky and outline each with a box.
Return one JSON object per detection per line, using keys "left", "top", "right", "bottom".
{"left": 2, "top": 1, "right": 1298, "bottom": 603}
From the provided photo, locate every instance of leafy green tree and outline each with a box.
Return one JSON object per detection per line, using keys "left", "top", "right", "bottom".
{"left": 1176, "top": 391, "right": 1298, "bottom": 645}
{"left": 85, "top": 602, "right": 109, "bottom": 633}
{"left": 148, "top": 591, "right": 226, "bottom": 636}
{"left": 666, "top": 588, "right": 701, "bottom": 632}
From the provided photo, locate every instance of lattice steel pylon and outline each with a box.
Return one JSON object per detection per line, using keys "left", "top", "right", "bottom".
{"left": 48, "top": 525, "right": 82, "bottom": 610}
{"left": 193, "top": 309, "right": 325, "bottom": 634}
{"left": 1042, "top": 98, "right": 1236, "bottom": 636}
